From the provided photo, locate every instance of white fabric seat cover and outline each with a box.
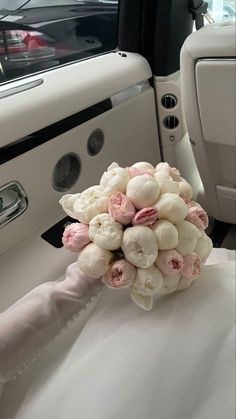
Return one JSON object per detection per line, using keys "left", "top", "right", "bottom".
{"left": 0, "top": 249, "right": 235, "bottom": 419}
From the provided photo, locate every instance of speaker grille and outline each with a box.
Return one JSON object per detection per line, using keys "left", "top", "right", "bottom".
{"left": 163, "top": 116, "right": 179, "bottom": 129}
{"left": 87, "top": 129, "right": 104, "bottom": 156}
{"left": 52, "top": 153, "right": 81, "bottom": 192}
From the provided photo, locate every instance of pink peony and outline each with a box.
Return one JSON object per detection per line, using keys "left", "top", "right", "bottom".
{"left": 128, "top": 167, "right": 154, "bottom": 178}
{"left": 186, "top": 206, "right": 209, "bottom": 231}
{"left": 155, "top": 250, "right": 184, "bottom": 275}
{"left": 181, "top": 254, "right": 201, "bottom": 279}
{"left": 62, "top": 223, "right": 91, "bottom": 252}
{"left": 132, "top": 207, "right": 159, "bottom": 226}
{"left": 108, "top": 192, "right": 135, "bottom": 225}
{"left": 102, "top": 259, "right": 136, "bottom": 289}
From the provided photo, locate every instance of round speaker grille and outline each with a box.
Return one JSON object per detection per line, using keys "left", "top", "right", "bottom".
{"left": 87, "top": 129, "right": 104, "bottom": 156}
{"left": 163, "top": 115, "right": 179, "bottom": 130}
{"left": 161, "top": 94, "right": 177, "bottom": 109}
{"left": 52, "top": 153, "right": 81, "bottom": 192}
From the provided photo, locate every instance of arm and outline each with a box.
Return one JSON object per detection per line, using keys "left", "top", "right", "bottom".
{"left": 0, "top": 263, "right": 102, "bottom": 383}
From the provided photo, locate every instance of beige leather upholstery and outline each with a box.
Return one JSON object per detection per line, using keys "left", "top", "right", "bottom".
{"left": 180, "top": 21, "right": 236, "bottom": 224}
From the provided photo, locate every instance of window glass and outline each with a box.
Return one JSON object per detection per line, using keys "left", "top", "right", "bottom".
{"left": 0, "top": 1, "right": 28, "bottom": 16}
{"left": 0, "top": 0, "right": 118, "bottom": 84}
{"left": 208, "top": 0, "right": 236, "bottom": 22}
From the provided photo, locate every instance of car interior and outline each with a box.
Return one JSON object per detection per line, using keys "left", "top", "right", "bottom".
{"left": 0, "top": 0, "right": 235, "bottom": 418}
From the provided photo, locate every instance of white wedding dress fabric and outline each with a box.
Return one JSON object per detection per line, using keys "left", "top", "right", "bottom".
{"left": 0, "top": 248, "right": 235, "bottom": 419}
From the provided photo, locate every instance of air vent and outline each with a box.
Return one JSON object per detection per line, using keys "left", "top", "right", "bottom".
{"left": 161, "top": 94, "right": 177, "bottom": 109}
{"left": 52, "top": 153, "right": 81, "bottom": 192}
{"left": 163, "top": 116, "right": 179, "bottom": 129}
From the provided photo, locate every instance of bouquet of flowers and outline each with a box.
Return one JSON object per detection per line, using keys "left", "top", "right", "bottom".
{"left": 59, "top": 162, "right": 213, "bottom": 311}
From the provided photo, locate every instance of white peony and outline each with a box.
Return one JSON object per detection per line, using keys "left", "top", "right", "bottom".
{"left": 153, "top": 220, "right": 179, "bottom": 250}
{"left": 77, "top": 243, "right": 113, "bottom": 277}
{"left": 177, "top": 220, "right": 202, "bottom": 239}
{"left": 121, "top": 225, "right": 158, "bottom": 268}
{"left": 178, "top": 178, "right": 193, "bottom": 201}
{"left": 154, "top": 171, "right": 180, "bottom": 195}
{"left": 132, "top": 265, "right": 164, "bottom": 296}
{"left": 175, "top": 238, "right": 198, "bottom": 256}
{"left": 126, "top": 174, "right": 160, "bottom": 209}
{"left": 107, "top": 162, "right": 120, "bottom": 170}
{"left": 155, "top": 162, "right": 181, "bottom": 181}
{"left": 161, "top": 273, "right": 181, "bottom": 294}
{"left": 59, "top": 193, "right": 81, "bottom": 219}
{"left": 175, "top": 220, "right": 202, "bottom": 256}
{"left": 100, "top": 164, "right": 130, "bottom": 195}
{"left": 177, "top": 276, "right": 195, "bottom": 291}
{"left": 132, "top": 161, "right": 155, "bottom": 174}
{"left": 155, "top": 162, "right": 170, "bottom": 174}
{"left": 72, "top": 186, "right": 109, "bottom": 224}
{"left": 194, "top": 233, "right": 213, "bottom": 262}
{"left": 89, "top": 213, "right": 123, "bottom": 251}
{"left": 154, "top": 193, "right": 188, "bottom": 224}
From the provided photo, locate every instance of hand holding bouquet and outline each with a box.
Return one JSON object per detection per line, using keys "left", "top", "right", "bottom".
{"left": 60, "top": 162, "right": 212, "bottom": 311}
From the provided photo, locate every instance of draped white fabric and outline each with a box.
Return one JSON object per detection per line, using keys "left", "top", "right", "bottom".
{"left": 0, "top": 249, "right": 235, "bottom": 419}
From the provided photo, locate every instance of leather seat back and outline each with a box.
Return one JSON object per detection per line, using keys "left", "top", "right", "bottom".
{"left": 180, "top": 20, "right": 236, "bottom": 224}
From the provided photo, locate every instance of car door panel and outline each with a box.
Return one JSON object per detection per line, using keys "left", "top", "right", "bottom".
{"left": 0, "top": 52, "right": 152, "bottom": 147}
{"left": 0, "top": 76, "right": 160, "bottom": 258}
{"left": 1, "top": 104, "right": 162, "bottom": 307}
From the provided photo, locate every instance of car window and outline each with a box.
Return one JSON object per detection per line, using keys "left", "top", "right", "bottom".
{"left": 22, "top": 1, "right": 108, "bottom": 7}
{"left": 0, "top": 0, "right": 119, "bottom": 84}
{"left": 0, "top": 1, "right": 28, "bottom": 16}
{"left": 208, "top": 0, "right": 235, "bottom": 22}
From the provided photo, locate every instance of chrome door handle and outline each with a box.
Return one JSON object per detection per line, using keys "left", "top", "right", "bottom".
{"left": 0, "top": 182, "right": 28, "bottom": 228}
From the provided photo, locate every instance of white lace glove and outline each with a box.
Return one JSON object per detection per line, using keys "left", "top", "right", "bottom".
{"left": 0, "top": 263, "right": 102, "bottom": 383}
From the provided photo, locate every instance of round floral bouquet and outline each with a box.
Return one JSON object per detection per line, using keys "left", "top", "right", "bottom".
{"left": 59, "top": 162, "right": 213, "bottom": 311}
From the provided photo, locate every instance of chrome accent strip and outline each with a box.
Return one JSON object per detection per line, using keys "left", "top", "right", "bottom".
{"left": 0, "top": 78, "right": 43, "bottom": 99}
{"left": 197, "top": 58, "right": 236, "bottom": 62}
{"left": 111, "top": 80, "right": 150, "bottom": 107}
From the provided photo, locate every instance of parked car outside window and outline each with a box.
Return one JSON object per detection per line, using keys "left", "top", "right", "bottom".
{"left": 0, "top": 0, "right": 119, "bottom": 84}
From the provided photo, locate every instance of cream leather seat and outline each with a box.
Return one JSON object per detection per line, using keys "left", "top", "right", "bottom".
{"left": 180, "top": 20, "right": 236, "bottom": 224}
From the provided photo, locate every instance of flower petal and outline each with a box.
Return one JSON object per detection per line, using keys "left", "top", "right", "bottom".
{"left": 59, "top": 193, "right": 81, "bottom": 219}
{"left": 130, "top": 288, "right": 154, "bottom": 311}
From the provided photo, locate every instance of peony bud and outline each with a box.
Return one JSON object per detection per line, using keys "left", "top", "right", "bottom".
{"left": 62, "top": 223, "right": 90, "bottom": 252}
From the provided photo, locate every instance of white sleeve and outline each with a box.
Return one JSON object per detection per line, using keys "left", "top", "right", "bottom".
{"left": 0, "top": 263, "right": 102, "bottom": 383}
